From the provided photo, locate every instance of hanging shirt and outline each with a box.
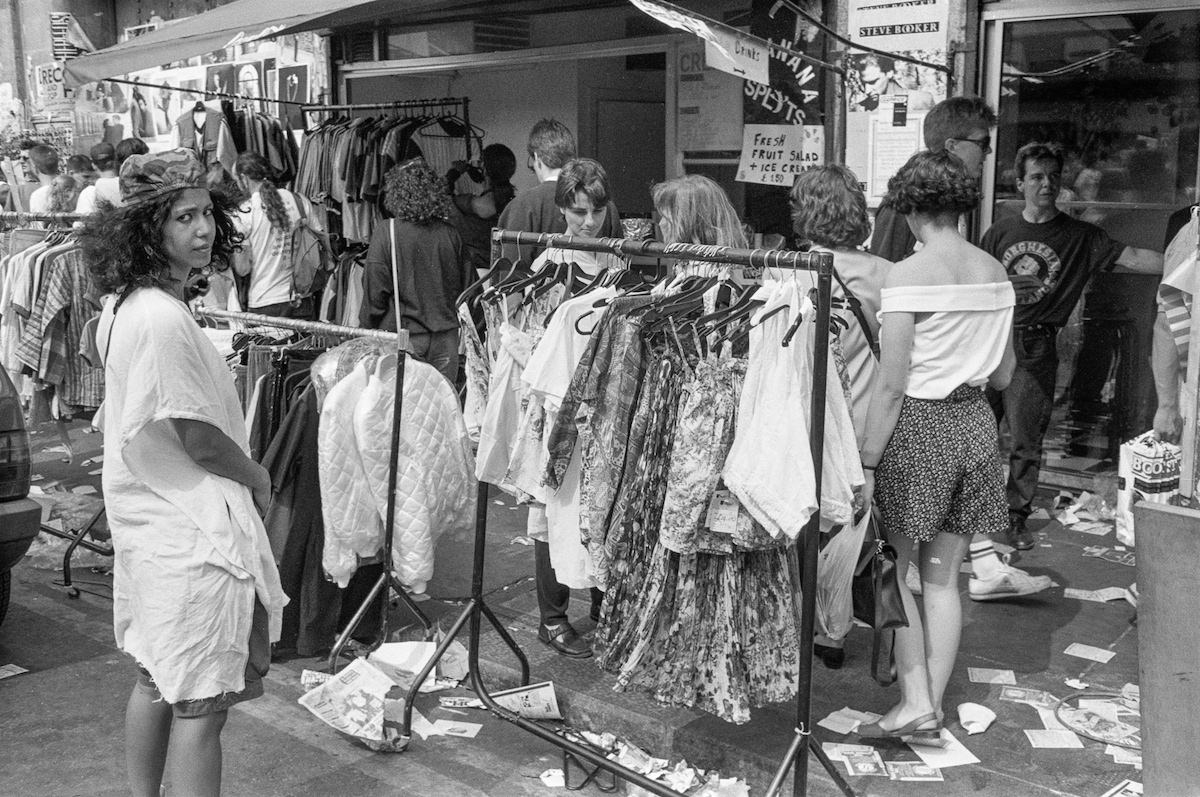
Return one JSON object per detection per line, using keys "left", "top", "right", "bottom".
{"left": 98, "top": 288, "right": 285, "bottom": 704}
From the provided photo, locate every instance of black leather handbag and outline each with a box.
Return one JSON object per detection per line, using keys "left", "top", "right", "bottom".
{"left": 852, "top": 507, "right": 909, "bottom": 685}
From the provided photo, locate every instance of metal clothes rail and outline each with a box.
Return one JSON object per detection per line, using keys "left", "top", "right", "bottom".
{"left": 404, "top": 230, "right": 848, "bottom": 797}
{"left": 300, "top": 96, "right": 473, "bottom": 160}
{"left": 191, "top": 307, "right": 424, "bottom": 677}
{"left": 194, "top": 307, "right": 403, "bottom": 344}
{"left": 0, "top": 211, "right": 86, "bottom": 225}
{"left": 102, "top": 76, "right": 309, "bottom": 108}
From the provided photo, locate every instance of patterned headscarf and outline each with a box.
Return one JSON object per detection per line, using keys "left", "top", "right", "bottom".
{"left": 119, "top": 149, "right": 206, "bottom": 206}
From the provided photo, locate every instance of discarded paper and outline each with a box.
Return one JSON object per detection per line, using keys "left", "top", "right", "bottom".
{"left": 999, "top": 686, "right": 1059, "bottom": 709}
{"left": 300, "top": 669, "right": 331, "bottom": 689}
{"left": 1024, "top": 729, "right": 1083, "bottom": 749}
{"left": 367, "top": 641, "right": 463, "bottom": 692}
{"left": 1058, "top": 707, "right": 1140, "bottom": 747}
{"left": 692, "top": 776, "right": 751, "bottom": 797}
{"left": 884, "top": 761, "right": 943, "bottom": 781}
{"left": 431, "top": 719, "right": 482, "bottom": 738}
{"left": 909, "top": 729, "right": 979, "bottom": 768}
{"left": 0, "top": 663, "right": 29, "bottom": 680}
{"left": 956, "top": 702, "right": 996, "bottom": 735}
{"left": 1065, "top": 587, "right": 1130, "bottom": 604}
{"left": 819, "top": 706, "right": 880, "bottom": 735}
{"left": 1106, "top": 744, "right": 1143, "bottom": 767}
{"left": 1064, "top": 643, "right": 1116, "bottom": 664}
{"left": 843, "top": 750, "right": 887, "bottom": 777}
{"left": 968, "top": 667, "right": 1016, "bottom": 685}
{"left": 1037, "top": 707, "right": 1070, "bottom": 732}
{"left": 539, "top": 769, "right": 566, "bottom": 788}
{"left": 821, "top": 743, "right": 876, "bottom": 762}
{"left": 298, "top": 658, "right": 394, "bottom": 741}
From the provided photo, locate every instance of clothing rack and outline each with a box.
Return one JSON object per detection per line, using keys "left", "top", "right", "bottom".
{"left": 190, "top": 307, "right": 425, "bottom": 678}
{"left": 300, "top": 97, "right": 474, "bottom": 160}
{"left": 102, "top": 76, "right": 308, "bottom": 109}
{"left": 0, "top": 211, "right": 85, "bottom": 226}
{"left": 401, "top": 230, "right": 845, "bottom": 797}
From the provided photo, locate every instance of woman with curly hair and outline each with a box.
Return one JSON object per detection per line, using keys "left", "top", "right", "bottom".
{"left": 361, "top": 156, "right": 472, "bottom": 384}
{"left": 79, "top": 149, "right": 285, "bottom": 797}
{"left": 855, "top": 150, "right": 1015, "bottom": 741}
{"left": 788, "top": 164, "right": 891, "bottom": 670}
{"left": 232, "top": 152, "right": 326, "bottom": 319}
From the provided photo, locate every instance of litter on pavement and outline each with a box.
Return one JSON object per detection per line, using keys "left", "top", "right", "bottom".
{"left": 1064, "top": 643, "right": 1117, "bottom": 664}
{"left": 956, "top": 702, "right": 996, "bottom": 735}
{"left": 0, "top": 663, "right": 29, "bottom": 680}
{"left": 968, "top": 667, "right": 1016, "bottom": 684}
{"left": 1099, "top": 779, "right": 1143, "bottom": 796}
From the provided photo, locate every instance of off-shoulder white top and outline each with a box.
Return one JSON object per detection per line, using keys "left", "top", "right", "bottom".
{"left": 878, "top": 281, "right": 1015, "bottom": 400}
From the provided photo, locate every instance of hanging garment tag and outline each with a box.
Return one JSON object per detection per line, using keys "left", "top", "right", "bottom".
{"left": 706, "top": 490, "right": 741, "bottom": 534}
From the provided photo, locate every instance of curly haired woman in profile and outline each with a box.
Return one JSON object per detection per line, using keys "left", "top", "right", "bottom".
{"left": 855, "top": 150, "right": 1015, "bottom": 741}
{"left": 361, "top": 157, "right": 473, "bottom": 384}
{"left": 79, "top": 149, "right": 285, "bottom": 797}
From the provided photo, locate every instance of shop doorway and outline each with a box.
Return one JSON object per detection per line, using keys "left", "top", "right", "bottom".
{"left": 981, "top": 1, "right": 1200, "bottom": 490}
{"left": 595, "top": 99, "right": 666, "bottom": 217}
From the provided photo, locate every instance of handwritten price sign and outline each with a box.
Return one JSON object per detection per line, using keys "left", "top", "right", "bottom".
{"left": 735, "top": 124, "right": 823, "bottom": 186}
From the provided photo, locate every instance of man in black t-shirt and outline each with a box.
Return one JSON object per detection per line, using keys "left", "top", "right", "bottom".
{"left": 982, "top": 143, "right": 1164, "bottom": 549}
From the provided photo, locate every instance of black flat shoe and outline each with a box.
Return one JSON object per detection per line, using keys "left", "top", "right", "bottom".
{"left": 538, "top": 622, "right": 592, "bottom": 659}
{"left": 814, "top": 643, "right": 845, "bottom": 669}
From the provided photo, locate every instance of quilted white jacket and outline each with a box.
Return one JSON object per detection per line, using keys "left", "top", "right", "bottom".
{"left": 318, "top": 362, "right": 382, "bottom": 587}
{"left": 351, "top": 355, "right": 477, "bottom": 594}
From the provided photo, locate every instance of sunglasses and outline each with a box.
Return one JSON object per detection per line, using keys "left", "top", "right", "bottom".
{"left": 954, "top": 136, "right": 992, "bottom": 154}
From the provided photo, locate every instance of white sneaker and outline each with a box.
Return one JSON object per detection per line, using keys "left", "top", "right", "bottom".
{"left": 905, "top": 563, "right": 922, "bottom": 596}
{"left": 969, "top": 563, "right": 1052, "bottom": 602}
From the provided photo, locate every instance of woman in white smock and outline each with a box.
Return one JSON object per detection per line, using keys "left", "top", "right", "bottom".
{"left": 80, "top": 149, "right": 285, "bottom": 797}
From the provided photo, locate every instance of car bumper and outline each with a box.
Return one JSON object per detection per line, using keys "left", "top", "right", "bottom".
{"left": 0, "top": 498, "right": 41, "bottom": 572}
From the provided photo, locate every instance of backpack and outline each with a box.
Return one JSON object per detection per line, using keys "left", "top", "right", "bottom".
{"left": 290, "top": 194, "right": 332, "bottom": 300}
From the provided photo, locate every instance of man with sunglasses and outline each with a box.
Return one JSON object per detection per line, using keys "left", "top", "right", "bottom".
{"left": 981, "top": 142, "right": 1163, "bottom": 551}
{"left": 870, "top": 96, "right": 997, "bottom": 261}
{"left": 870, "top": 97, "right": 1053, "bottom": 602}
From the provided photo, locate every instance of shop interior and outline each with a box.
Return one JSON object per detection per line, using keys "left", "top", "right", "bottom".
{"left": 989, "top": 7, "right": 1200, "bottom": 487}
{"left": 344, "top": 53, "right": 668, "bottom": 218}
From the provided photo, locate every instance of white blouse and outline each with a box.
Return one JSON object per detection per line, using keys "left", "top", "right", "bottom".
{"left": 879, "top": 281, "right": 1015, "bottom": 400}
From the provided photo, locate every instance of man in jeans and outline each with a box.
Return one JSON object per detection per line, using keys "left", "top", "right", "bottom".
{"left": 982, "top": 142, "right": 1163, "bottom": 549}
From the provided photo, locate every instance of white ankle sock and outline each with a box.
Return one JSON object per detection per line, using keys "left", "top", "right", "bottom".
{"left": 970, "top": 540, "right": 1004, "bottom": 580}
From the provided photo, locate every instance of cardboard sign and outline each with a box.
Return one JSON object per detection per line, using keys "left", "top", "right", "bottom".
{"left": 631, "top": 0, "right": 769, "bottom": 85}
{"left": 736, "top": 124, "right": 810, "bottom": 186}
{"left": 31, "top": 62, "right": 74, "bottom": 119}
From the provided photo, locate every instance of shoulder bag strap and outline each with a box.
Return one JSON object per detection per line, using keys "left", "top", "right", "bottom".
{"left": 832, "top": 267, "right": 879, "bottom": 360}
{"left": 390, "top": 219, "right": 402, "bottom": 334}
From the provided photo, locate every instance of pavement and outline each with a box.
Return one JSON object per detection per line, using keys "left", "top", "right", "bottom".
{"left": 0, "top": 420, "right": 1145, "bottom": 796}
